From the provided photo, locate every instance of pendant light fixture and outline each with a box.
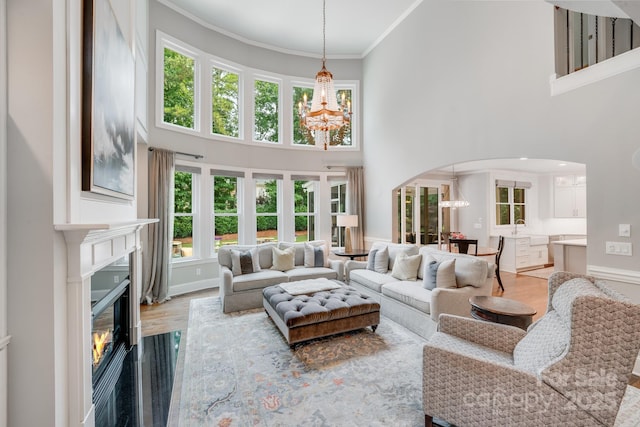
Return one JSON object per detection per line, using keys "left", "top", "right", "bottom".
{"left": 439, "top": 164, "right": 470, "bottom": 209}
{"left": 298, "top": 0, "right": 352, "bottom": 150}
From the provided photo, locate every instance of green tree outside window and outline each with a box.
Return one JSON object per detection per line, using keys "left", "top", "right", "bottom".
{"left": 212, "top": 67, "right": 239, "bottom": 137}
{"left": 164, "top": 48, "right": 195, "bottom": 129}
{"left": 254, "top": 80, "right": 279, "bottom": 142}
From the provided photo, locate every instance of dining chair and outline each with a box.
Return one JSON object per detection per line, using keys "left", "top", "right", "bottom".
{"left": 495, "top": 235, "right": 505, "bottom": 291}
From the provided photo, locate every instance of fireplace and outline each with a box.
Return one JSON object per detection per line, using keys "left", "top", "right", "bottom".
{"left": 56, "top": 219, "right": 156, "bottom": 427}
{"left": 91, "top": 256, "right": 132, "bottom": 419}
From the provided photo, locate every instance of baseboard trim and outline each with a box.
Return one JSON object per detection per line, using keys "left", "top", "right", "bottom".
{"left": 586, "top": 265, "right": 640, "bottom": 285}
{"left": 169, "top": 278, "right": 218, "bottom": 297}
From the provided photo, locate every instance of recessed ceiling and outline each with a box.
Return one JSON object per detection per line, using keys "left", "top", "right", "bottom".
{"left": 433, "top": 159, "right": 586, "bottom": 176}
{"left": 159, "top": 0, "right": 422, "bottom": 58}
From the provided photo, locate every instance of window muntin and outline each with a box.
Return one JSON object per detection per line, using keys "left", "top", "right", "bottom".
{"left": 254, "top": 79, "right": 280, "bottom": 143}
{"left": 495, "top": 185, "right": 527, "bottom": 226}
{"left": 173, "top": 170, "right": 195, "bottom": 259}
{"left": 211, "top": 65, "right": 240, "bottom": 138}
{"left": 330, "top": 182, "right": 347, "bottom": 247}
{"left": 255, "top": 178, "right": 280, "bottom": 243}
{"left": 212, "top": 175, "right": 240, "bottom": 252}
{"left": 294, "top": 180, "right": 318, "bottom": 242}
{"left": 163, "top": 47, "right": 196, "bottom": 129}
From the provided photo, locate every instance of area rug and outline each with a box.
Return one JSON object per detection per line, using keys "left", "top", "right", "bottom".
{"left": 174, "top": 297, "right": 640, "bottom": 427}
{"left": 176, "top": 297, "right": 424, "bottom": 426}
{"left": 518, "top": 266, "right": 555, "bottom": 280}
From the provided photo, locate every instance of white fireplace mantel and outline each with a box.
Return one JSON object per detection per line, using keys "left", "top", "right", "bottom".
{"left": 55, "top": 219, "right": 157, "bottom": 427}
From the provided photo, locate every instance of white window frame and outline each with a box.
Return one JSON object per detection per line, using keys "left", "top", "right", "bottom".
{"left": 209, "top": 59, "right": 244, "bottom": 142}
{"left": 156, "top": 34, "right": 201, "bottom": 135}
{"left": 172, "top": 167, "right": 200, "bottom": 262}
{"left": 211, "top": 172, "right": 244, "bottom": 254}
{"left": 292, "top": 178, "right": 319, "bottom": 243}
{"left": 252, "top": 74, "right": 283, "bottom": 145}
{"left": 253, "top": 174, "right": 283, "bottom": 243}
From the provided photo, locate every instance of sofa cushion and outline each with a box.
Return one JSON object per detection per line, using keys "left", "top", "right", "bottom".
{"left": 271, "top": 246, "right": 295, "bottom": 271}
{"left": 303, "top": 242, "right": 327, "bottom": 267}
{"left": 286, "top": 266, "right": 338, "bottom": 281}
{"left": 390, "top": 253, "right": 422, "bottom": 281}
{"left": 218, "top": 243, "right": 275, "bottom": 270}
{"left": 368, "top": 242, "right": 418, "bottom": 272}
{"left": 423, "top": 257, "right": 457, "bottom": 290}
{"left": 350, "top": 269, "right": 398, "bottom": 293}
{"left": 513, "top": 310, "right": 570, "bottom": 374}
{"left": 232, "top": 270, "right": 288, "bottom": 292}
{"left": 279, "top": 240, "right": 329, "bottom": 267}
{"left": 381, "top": 281, "right": 431, "bottom": 314}
{"left": 367, "top": 246, "right": 389, "bottom": 274}
{"left": 419, "top": 247, "right": 488, "bottom": 288}
{"left": 230, "top": 247, "right": 261, "bottom": 276}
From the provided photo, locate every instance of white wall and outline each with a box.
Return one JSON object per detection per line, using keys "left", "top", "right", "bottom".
{"left": 6, "top": 0, "right": 142, "bottom": 424}
{"left": 363, "top": 0, "right": 640, "bottom": 298}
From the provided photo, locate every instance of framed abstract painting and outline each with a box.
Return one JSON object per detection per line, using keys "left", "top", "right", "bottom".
{"left": 82, "top": 0, "right": 135, "bottom": 199}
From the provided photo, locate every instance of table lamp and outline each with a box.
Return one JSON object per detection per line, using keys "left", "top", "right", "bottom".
{"left": 337, "top": 215, "right": 358, "bottom": 253}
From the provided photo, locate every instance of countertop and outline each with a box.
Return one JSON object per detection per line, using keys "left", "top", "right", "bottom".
{"left": 552, "top": 238, "right": 587, "bottom": 247}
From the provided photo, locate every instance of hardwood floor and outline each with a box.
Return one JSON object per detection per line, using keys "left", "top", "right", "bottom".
{"left": 140, "top": 270, "right": 639, "bottom": 389}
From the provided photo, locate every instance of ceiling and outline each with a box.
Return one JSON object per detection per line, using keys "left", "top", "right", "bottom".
{"left": 429, "top": 159, "right": 586, "bottom": 176}
{"left": 159, "top": 0, "right": 421, "bottom": 58}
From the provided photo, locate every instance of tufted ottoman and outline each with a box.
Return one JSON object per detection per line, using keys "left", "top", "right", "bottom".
{"left": 262, "top": 280, "right": 380, "bottom": 346}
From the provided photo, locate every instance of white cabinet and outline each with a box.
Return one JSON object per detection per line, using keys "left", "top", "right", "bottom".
{"left": 554, "top": 175, "right": 586, "bottom": 218}
{"left": 494, "top": 236, "right": 549, "bottom": 273}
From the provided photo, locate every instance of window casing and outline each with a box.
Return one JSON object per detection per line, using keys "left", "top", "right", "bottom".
{"left": 330, "top": 182, "right": 347, "bottom": 247}
{"left": 212, "top": 171, "right": 243, "bottom": 252}
{"left": 254, "top": 175, "right": 282, "bottom": 243}
{"left": 495, "top": 181, "right": 529, "bottom": 227}
{"left": 254, "top": 77, "right": 281, "bottom": 143}
{"left": 293, "top": 178, "right": 319, "bottom": 242}
{"left": 162, "top": 44, "right": 198, "bottom": 131}
{"left": 173, "top": 168, "right": 199, "bottom": 260}
{"left": 211, "top": 63, "right": 241, "bottom": 139}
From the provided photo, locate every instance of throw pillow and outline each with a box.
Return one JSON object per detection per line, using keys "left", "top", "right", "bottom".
{"left": 422, "top": 257, "right": 457, "bottom": 290}
{"left": 271, "top": 246, "right": 295, "bottom": 271}
{"left": 390, "top": 253, "right": 422, "bottom": 281}
{"left": 303, "top": 242, "right": 326, "bottom": 267}
{"left": 230, "top": 247, "right": 261, "bottom": 276}
{"left": 367, "top": 246, "right": 389, "bottom": 274}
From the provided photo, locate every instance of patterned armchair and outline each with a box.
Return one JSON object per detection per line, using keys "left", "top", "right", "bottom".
{"left": 422, "top": 272, "right": 640, "bottom": 426}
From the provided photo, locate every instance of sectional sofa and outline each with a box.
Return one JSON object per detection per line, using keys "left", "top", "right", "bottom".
{"left": 218, "top": 240, "right": 343, "bottom": 313}
{"left": 345, "top": 243, "right": 494, "bottom": 339}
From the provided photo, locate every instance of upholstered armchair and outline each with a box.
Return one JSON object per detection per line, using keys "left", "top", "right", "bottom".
{"left": 423, "top": 271, "right": 640, "bottom": 426}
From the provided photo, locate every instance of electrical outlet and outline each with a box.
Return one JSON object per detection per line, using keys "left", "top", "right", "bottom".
{"left": 196, "top": 268, "right": 201, "bottom": 276}
{"left": 605, "top": 241, "right": 633, "bottom": 256}
{"left": 113, "top": 275, "right": 119, "bottom": 283}
{"left": 619, "top": 224, "right": 631, "bottom": 237}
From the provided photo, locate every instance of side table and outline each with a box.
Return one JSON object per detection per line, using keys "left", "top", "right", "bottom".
{"left": 334, "top": 249, "right": 369, "bottom": 261}
{"left": 469, "top": 296, "right": 536, "bottom": 330}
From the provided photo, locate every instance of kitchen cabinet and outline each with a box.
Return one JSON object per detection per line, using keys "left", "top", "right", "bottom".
{"left": 491, "top": 235, "right": 549, "bottom": 273}
{"left": 554, "top": 175, "right": 586, "bottom": 218}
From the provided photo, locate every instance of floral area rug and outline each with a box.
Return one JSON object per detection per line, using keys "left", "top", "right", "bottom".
{"left": 174, "top": 297, "right": 640, "bottom": 427}
{"left": 175, "top": 297, "right": 425, "bottom": 426}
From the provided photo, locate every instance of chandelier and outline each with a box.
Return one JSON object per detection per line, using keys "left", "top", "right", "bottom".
{"left": 298, "top": 0, "right": 352, "bottom": 150}
{"left": 439, "top": 164, "right": 470, "bottom": 209}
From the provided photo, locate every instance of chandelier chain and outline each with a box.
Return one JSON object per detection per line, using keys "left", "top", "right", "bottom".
{"left": 322, "top": 0, "right": 326, "bottom": 65}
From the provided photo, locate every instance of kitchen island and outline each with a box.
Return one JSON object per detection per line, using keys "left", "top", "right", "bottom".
{"left": 553, "top": 238, "right": 587, "bottom": 274}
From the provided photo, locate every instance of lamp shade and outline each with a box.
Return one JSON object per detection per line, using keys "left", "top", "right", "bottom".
{"left": 337, "top": 215, "right": 358, "bottom": 228}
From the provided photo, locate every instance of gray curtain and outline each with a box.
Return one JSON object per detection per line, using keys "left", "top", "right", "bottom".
{"left": 142, "top": 148, "right": 175, "bottom": 304}
{"left": 346, "top": 167, "right": 365, "bottom": 250}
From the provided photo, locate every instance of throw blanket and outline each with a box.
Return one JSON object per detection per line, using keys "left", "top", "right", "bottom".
{"left": 279, "top": 278, "right": 342, "bottom": 296}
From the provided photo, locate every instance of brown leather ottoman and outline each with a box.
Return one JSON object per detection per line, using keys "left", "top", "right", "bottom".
{"left": 262, "top": 281, "right": 380, "bottom": 346}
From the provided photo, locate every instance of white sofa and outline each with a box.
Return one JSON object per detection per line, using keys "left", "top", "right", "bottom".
{"left": 218, "top": 241, "right": 343, "bottom": 313}
{"left": 345, "top": 243, "right": 494, "bottom": 339}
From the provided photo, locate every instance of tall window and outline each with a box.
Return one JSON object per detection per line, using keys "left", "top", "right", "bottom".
{"left": 255, "top": 175, "right": 281, "bottom": 243}
{"left": 254, "top": 79, "right": 279, "bottom": 143}
{"left": 211, "top": 65, "right": 240, "bottom": 137}
{"left": 495, "top": 181, "right": 529, "bottom": 226}
{"left": 173, "top": 168, "right": 198, "bottom": 259}
{"left": 163, "top": 47, "right": 196, "bottom": 129}
{"left": 293, "top": 178, "right": 318, "bottom": 242}
{"left": 330, "top": 181, "right": 347, "bottom": 247}
{"left": 212, "top": 171, "right": 243, "bottom": 252}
